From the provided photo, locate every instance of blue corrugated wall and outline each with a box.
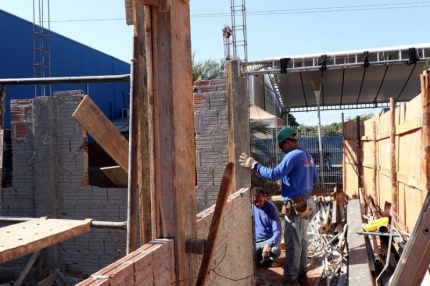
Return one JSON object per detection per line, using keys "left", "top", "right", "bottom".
{"left": 0, "top": 9, "right": 130, "bottom": 128}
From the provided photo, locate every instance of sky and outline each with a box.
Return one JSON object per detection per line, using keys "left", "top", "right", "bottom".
{"left": 1, "top": 0, "right": 429, "bottom": 125}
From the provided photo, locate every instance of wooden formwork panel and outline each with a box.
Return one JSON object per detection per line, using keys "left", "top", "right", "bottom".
{"left": 403, "top": 184, "right": 424, "bottom": 228}
{"left": 343, "top": 120, "right": 358, "bottom": 139}
{"left": 403, "top": 93, "right": 422, "bottom": 122}
{"left": 344, "top": 140, "right": 358, "bottom": 165}
{"left": 362, "top": 167, "right": 376, "bottom": 200}
{"left": 378, "top": 137, "right": 391, "bottom": 172}
{"left": 378, "top": 109, "right": 392, "bottom": 134}
{"left": 378, "top": 172, "right": 394, "bottom": 209}
{"left": 361, "top": 140, "right": 374, "bottom": 169}
{"left": 397, "top": 129, "right": 423, "bottom": 190}
{"left": 345, "top": 162, "right": 359, "bottom": 198}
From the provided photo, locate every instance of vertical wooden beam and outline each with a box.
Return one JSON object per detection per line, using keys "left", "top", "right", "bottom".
{"left": 227, "top": 61, "right": 250, "bottom": 192}
{"left": 357, "top": 116, "right": 362, "bottom": 195}
{"left": 390, "top": 97, "right": 398, "bottom": 214}
{"left": 341, "top": 113, "right": 345, "bottom": 190}
{"left": 126, "top": 36, "right": 140, "bottom": 253}
{"left": 134, "top": 1, "right": 154, "bottom": 245}
{"left": 150, "top": 0, "right": 197, "bottom": 283}
{"left": 373, "top": 121, "right": 378, "bottom": 205}
{"left": 421, "top": 72, "right": 430, "bottom": 190}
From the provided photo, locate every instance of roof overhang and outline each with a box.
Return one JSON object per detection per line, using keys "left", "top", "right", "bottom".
{"left": 246, "top": 43, "right": 430, "bottom": 112}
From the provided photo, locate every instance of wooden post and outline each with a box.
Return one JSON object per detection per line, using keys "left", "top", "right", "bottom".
{"left": 389, "top": 73, "right": 430, "bottom": 286}
{"left": 133, "top": 2, "right": 154, "bottom": 244}
{"left": 126, "top": 36, "right": 140, "bottom": 253}
{"left": 227, "top": 61, "right": 250, "bottom": 193}
{"left": 357, "top": 116, "right": 362, "bottom": 195}
{"left": 341, "top": 113, "right": 345, "bottom": 191}
{"left": 421, "top": 72, "right": 430, "bottom": 190}
{"left": 373, "top": 121, "right": 378, "bottom": 205}
{"left": 390, "top": 97, "right": 398, "bottom": 215}
{"left": 141, "top": 0, "right": 197, "bottom": 283}
{"left": 196, "top": 163, "right": 234, "bottom": 286}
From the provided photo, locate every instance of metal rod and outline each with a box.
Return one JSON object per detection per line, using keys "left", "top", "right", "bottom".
{"left": 0, "top": 216, "right": 127, "bottom": 229}
{"left": 0, "top": 74, "right": 130, "bottom": 85}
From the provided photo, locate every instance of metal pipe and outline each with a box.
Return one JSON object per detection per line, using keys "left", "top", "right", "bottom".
{"left": 0, "top": 216, "right": 127, "bottom": 229}
{"left": 0, "top": 74, "right": 130, "bottom": 85}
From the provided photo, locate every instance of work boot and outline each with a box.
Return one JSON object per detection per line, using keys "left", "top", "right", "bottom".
{"left": 297, "top": 273, "right": 309, "bottom": 286}
{"left": 282, "top": 278, "right": 301, "bottom": 286}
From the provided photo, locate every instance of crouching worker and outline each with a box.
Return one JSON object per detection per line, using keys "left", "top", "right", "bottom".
{"left": 252, "top": 187, "right": 282, "bottom": 266}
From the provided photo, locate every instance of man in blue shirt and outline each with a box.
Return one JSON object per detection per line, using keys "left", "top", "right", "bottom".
{"left": 252, "top": 187, "right": 282, "bottom": 266}
{"left": 240, "top": 127, "right": 318, "bottom": 286}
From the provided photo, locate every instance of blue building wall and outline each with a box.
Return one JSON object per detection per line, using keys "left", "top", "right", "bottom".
{"left": 0, "top": 9, "right": 130, "bottom": 128}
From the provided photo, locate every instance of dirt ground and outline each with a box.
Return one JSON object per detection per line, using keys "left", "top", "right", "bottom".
{"left": 255, "top": 250, "right": 325, "bottom": 286}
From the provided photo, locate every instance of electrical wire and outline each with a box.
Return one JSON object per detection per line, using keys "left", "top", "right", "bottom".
{"left": 41, "top": 2, "right": 430, "bottom": 22}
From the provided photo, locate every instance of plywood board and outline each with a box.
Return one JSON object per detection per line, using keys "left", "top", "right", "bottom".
{"left": 404, "top": 185, "right": 424, "bottom": 228}
{"left": 404, "top": 93, "right": 422, "bottom": 122}
{"left": 0, "top": 218, "right": 91, "bottom": 263}
{"left": 101, "top": 166, "right": 128, "bottom": 187}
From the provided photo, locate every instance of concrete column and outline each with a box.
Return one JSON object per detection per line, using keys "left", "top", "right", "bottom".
{"left": 33, "top": 96, "right": 58, "bottom": 218}
{"left": 227, "top": 61, "right": 250, "bottom": 192}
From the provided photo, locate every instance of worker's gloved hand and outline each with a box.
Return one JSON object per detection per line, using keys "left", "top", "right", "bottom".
{"left": 239, "top": 153, "right": 258, "bottom": 170}
{"left": 262, "top": 245, "right": 271, "bottom": 261}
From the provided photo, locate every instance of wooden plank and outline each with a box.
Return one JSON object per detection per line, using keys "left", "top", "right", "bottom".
{"left": 227, "top": 61, "right": 250, "bottom": 192}
{"left": 72, "top": 95, "right": 129, "bottom": 172}
{"left": 376, "top": 131, "right": 390, "bottom": 140}
{"left": 0, "top": 218, "right": 91, "bottom": 264}
{"left": 127, "top": 35, "right": 140, "bottom": 253}
{"left": 124, "top": 0, "right": 134, "bottom": 25}
{"left": 135, "top": 2, "right": 154, "bottom": 245}
{"left": 390, "top": 190, "right": 430, "bottom": 285}
{"left": 396, "top": 116, "right": 422, "bottom": 135}
{"left": 373, "top": 121, "right": 378, "bottom": 203}
{"left": 421, "top": 72, "right": 430, "bottom": 191}
{"left": 100, "top": 166, "right": 128, "bottom": 187}
{"left": 196, "top": 163, "right": 234, "bottom": 286}
{"left": 346, "top": 199, "right": 374, "bottom": 285}
{"left": 390, "top": 98, "right": 398, "bottom": 215}
{"left": 150, "top": 0, "right": 196, "bottom": 283}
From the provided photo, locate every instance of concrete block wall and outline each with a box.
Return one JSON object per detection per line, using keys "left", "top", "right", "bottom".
{"left": 0, "top": 91, "right": 128, "bottom": 280}
{"left": 78, "top": 188, "right": 254, "bottom": 286}
{"left": 193, "top": 79, "right": 229, "bottom": 212}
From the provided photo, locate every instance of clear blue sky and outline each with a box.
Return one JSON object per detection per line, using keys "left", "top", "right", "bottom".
{"left": 1, "top": 1, "right": 429, "bottom": 125}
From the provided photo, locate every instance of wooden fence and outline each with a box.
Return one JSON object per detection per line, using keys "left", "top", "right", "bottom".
{"left": 343, "top": 72, "right": 430, "bottom": 231}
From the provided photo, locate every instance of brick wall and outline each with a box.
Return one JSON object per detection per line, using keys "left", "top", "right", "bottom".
{"left": 193, "top": 79, "right": 229, "bottom": 212}
{"left": 0, "top": 91, "right": 128, "bottom": 280}
{"left": 78, "top": 188, "right": 254, "bottom": 286}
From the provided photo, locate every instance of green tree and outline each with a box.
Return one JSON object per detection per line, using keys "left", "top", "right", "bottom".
{"left": 250, "top": 119, "right": 271, "bottom": 163}
{"left": 192, "top": 54, "right": 225, "bottom": 82}
{"left": 250, "top": 119, "right": 281, "bottom": 195}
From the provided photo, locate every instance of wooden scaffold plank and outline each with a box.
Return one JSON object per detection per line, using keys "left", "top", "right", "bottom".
{"left": 0, "top": 218, "right": 92, "bottom": 264}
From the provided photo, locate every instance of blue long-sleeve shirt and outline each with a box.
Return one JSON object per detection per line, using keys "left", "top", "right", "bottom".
{"left": 254, "top": 147, "right": 318, "bottom": 201}
{"left": 252, "top": 200, "right": 282, "bottom": 247}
